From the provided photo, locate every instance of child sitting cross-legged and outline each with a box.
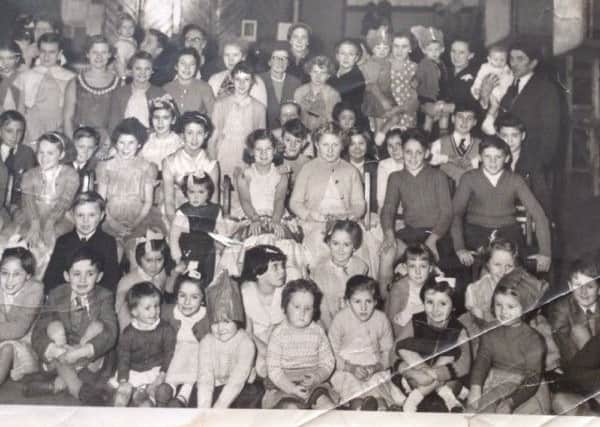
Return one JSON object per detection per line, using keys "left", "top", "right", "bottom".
{"left": 196, "top": 271, "right": 262, "bottom": 409}
{"left": 391, "top": 276, "right": 471, "bottom": 413}
{"left": 263, "top": 279, "right": 337, "bottom": 409}
{"left": 111, "top": 282, "right": 176, "bottom": 407}
{"left": 329, "top": 275, "right": 405, "bottom": 410}
{"left": 28, "top": 247, "right": 118, "bottom": 405}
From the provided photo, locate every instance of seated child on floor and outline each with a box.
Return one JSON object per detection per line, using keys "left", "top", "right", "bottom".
{"left": 28, "top": 248, "right": 118, "bottom": 404}
{"left": 111, "top": 282, "right": 176, "bottom": 407}
{"left": 0, "top": 241, "right": 44, "bottom": 385}
{"left": 392, "top": 276, "right": 471, "bottom": 412}
{"left": 467, "top": 268, "right": 549, "bottom": 414}
{"left": 162, "top": 265, "right": 210, "bottom": 407}
{"left": 385, "top": 243, "right": 435, "bottom": 337}
{"left": 263, "top": 279, "right": 336, "bottom": 409}
{"left": 310, "top": 219, "right": 368, "bottom": 330}
{"left": 197, "top": 271, "right": 262, "bottom": 409}
{"left": 329, "top": 275, "right": 405, "bottom": 410}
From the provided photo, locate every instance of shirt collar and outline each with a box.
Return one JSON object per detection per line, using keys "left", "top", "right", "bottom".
{"left": 453, "top": 132, "right": 471, "bottom": 145}
{"left": 483, "top": 169, "right": 503, "bottom": 186}
{"left": 581, "top": 302, "right": 597, "bottom": 314}
{"left": 76, "top": 230, "right": 96, "bottom": 241}
{"left": 517, "top": 72, "right": 534, "bottom": 91}
{"left": 71, "top": 292, "right": 90, "bottom": 310}
{"left": 131, "top": 318, "right": 160, "bottom": 331}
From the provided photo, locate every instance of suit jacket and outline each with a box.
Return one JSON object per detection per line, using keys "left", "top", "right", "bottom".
{"left": 500, "top": 72, "right": 561, "bottom": 173}
{"left": 3, "top": 143, "right": 36, "bottom": 206}
{"left": 259, "top": 71, "right": 301, "bottom": 129}
{"left": 0, "top": 279, "right": 43, "bottom": 341}
{"left": 43, "top": 228, "right": 121, "bottom": 295}
{"left": 31, "top": 284, "right": 118, "bottom": 361}
{"left": 548, "top": 295, "right": 600, "bottom": 365}
{"left": 107, "top": 84, "right": 166, "bottom": 133}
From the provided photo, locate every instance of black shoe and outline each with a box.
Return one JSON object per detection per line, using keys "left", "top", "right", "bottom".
{"left": 450, "top": 405, "right": 464, "bottom": 413}
{"left": 360, "top": 396, "right": 379, "bottom": 411}
{"left": 79, "top": 383, "right": 111, "bottom": 406}
{"left": 22, "top": 380, "right": 54, "bottom": 397}
{"left": 306, "top": 386, "right": 331, "bottom": 409}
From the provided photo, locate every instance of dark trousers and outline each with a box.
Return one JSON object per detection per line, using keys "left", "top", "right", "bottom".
{"left": 212, "top": 379, "right": 265, "bottom": 409}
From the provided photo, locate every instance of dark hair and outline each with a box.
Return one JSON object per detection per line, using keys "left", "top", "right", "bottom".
{"left": 38, "top": 131, "right": 68, "bottom": 154}
{"left": 84, "top": 34, "right": 114, "bottom": 58}
{"left": 281, "top": 118, "right": 308, "bottom": 140}
{"left": 495, "top": 113, "right": 527, "bottom": 134}
{"left": 451, "top": 38, "right": 472, "bottom": 52}
{"left": 111, "top": 117, "right": 148, "bottom": 147}
{"left": 400, "top": 243, "right": 435, "bottom": 264}
{"left": 145, "top": 28, "right": 169, "bottom": 51}
{"left": 73, "top": 126, "right": 100, "bottom": 146}
{"left": 178, "top": 111, "right": 214, "bottom": 142}
{"left": 175, "top": 46, "right": 201, "bottom": 72}
{"left": 173, "top": 273, "right": 206, "bottom": 299}
{"left": 127, "top": 50, "right": 153, "bottom": 70}
{"left": 383, "top": 128, "right": 403, "bottom": 157}
{"left": 281, "top": 278, "right": 321, "bottom": 320}
{"left": 66, "top": 247, "right": 103, "bottom": 273}
{"left": 180, "top": 172, "right": 215, "bottom": 200}
{"left": 567, "top": 253, "right": 600, "bottom": 283}
{"left": 12, "top": 27, "right": 34, "bottom": 45}
{"left": 313, "top": 121, "right": 343, "bottom": 146}
{"left": 0, "top": 247, "right": 36, "bottom": 276}
{"left": 240, "top": 245, "right": 287, "bottom": 283}
{"left": 268, "top": 40, "right": 292, "bottom": 60}
{"left": 182, "top": 24, "right": 207, "bottom": 41}
{"left": 392, "top": 31, "right": 416, "bottom": 51}
{"left": 324, "top": 219, "right": 363, "bottom": 249}
{"left": 37, "top": 32, "right": 61, "bottom": 50}
{"left": 126, "top": 281, "right": 161, "bottom": 311}
{"left": 419, "top": 275, "right": 456, "bottom": 306}
{"left": 231, "top": 60, "right": 255, "bottom": 79}
{"left": 401, "top": 128, "right": 430, "bottom": 150}
{"left": 71, "top": 191, "right": 106, "bottom": 212}
{"left": 287, "top": 23, "right": 313, "bottom": 42}
{"left": 482, "top": 237, "right": 518, "bottom": 266}
{"left": 0, "top": 110, "right": 26, "bottom": 143}
{"left": 135, "top": 234, "right": 174, "bottom": 275}
{"left": 0, "top": 39, "right": 22, "bottom": 59}
{"left": 478, "top": 134, "right": 512, "bottom": 168}
{"left": 149, "top": 95, "right": 180, "bottom": 129}
{"left": 509, "top": 38, "right": 542, "bottom": 62}
{"left": 244, "top": 129, "right": 283, "bottom": 165}
{"left": 344, "top": 274, "right": 381, "bottom": 305}
{"left": 453, "top": 101, "right": 478, "bottom": 116}
{"left": 344, "top": 127, "right": 378, "bottom": 162}
{"left": 332, "top": 101, "right": 359, "bottom": 124}
{"left": 334, "top": 38, "right": 363, "bottom": 62}
{"left": 303, "top": 55, "right": 335, "bottom": 76}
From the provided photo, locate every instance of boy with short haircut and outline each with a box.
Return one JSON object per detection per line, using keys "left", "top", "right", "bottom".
{"left": 496, "top": 113, "right": 526, "bottom": 173}
{"left": 430, "top": 102, "right": 481, "bottom": 185}
{"left": 28, "top": 247, "right": 118, "bottom": 403}
{"left": 280, "top": 118, "right": 311, "bottom": 184}
{"left": 71, "top": 126, "right": 99, "bottom": 192}
{"left": 43, "top": 191, "right": 120, "bottom": 294}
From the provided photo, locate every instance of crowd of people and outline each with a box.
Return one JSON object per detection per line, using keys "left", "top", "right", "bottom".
{"left": 0, "top": 9, "right": 595, "bottom": 416}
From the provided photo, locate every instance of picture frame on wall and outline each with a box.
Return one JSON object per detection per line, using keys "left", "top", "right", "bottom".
{"left": 241, "top": 19, "right": 258, "bottom": 41}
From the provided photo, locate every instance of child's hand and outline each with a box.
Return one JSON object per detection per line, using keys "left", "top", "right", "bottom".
{"left": 271, "top": 221, "right": 285, "bottom": 239}
{"left": 472, "top": 307, "right": 485, "bottom": 321}
{"left": 291, "top": 384, "right": 310, "bottom": 400}
{"left": 299, "top": 372, "right": 319, "bottom": 388}
{"left": 456, "top": 249, "right": 475, "bottom": 266}
{"left": 353, "top": 365, "right": 370, "bottom": 381}
{"left": 249, "top": 219, "right": 262, "bottom": 236}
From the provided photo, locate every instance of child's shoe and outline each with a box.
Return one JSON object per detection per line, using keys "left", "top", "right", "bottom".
{"left": 403, "top": 389, "right": 424, "bottom": 412}
{"left": 154, "top": 383, "right": 174, "bottom": 407}
{"left": 360, "top": 396, "right": 379, "bottom": 411}
{"left": 132, "top": 388, "right": 153, "bottom": 407}
{"left": 113, "top": 382, "right": 133, "bottom": 407}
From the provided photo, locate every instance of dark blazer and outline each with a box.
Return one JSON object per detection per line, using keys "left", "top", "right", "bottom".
{"left": 548, "top": 295, "right": 600, "bottom": 366}
{"left": 259, "top": 71, "right": 301, "bottom": 129}
{"left": 43, "top": 228, "right": 121, "bottom": 295}
{"left": 364, "top": 159, "right": 378, "bottom": 213}
{"left": 3, "top": 143, "right": 36, "bottom": 206}
{"left": 32, "top": 284, "right": 118, "bottom": 361}
{"left": 107, "top": 84, "right": 166, "bottom": 133}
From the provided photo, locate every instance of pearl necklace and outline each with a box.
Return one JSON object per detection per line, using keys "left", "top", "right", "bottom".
{"left": 77, "top": 73, "right": 119, "bottom": 96}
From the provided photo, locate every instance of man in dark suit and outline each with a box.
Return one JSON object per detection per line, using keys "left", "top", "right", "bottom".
{"left": 259, "top": 41, "right": 301, "bottom": 129}
{"left": 480, "top": 39, "right": 561, "bottom": 216}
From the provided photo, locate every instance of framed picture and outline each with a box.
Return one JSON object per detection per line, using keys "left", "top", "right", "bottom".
{"left": 241, "top": 19, "right": 258, "bottom": 41}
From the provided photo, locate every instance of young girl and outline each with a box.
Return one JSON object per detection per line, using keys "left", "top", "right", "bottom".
{"left": 467, "top": 268, "right": 550, "bottom": 414}
{"left": 16, "top": 132, "right": 79, "bottom": 250}
{"left": 15, "top": 32, "right": 75, "bottom": 147}
{"left": 294, "top": 56, "right": 341, "bottom": 131}
{"left": 379, "top": 128, "right": 453, "bottom": 295}
{"left": 140, "top": 95, "right": 182, "bottom": 171}
{"left": 112, "top": 282, "right": 176, "bottom": 407}
{"left": 240, "top": 245, "right": 287, "bottom": 380}
{"left": 328, "top": 39, "right": 366, "bottom": 111}
{"left": 343, "top": 127, "right": 379, "bottom": 214}
{"left": 96, "top": 118, "right": 159, "bottom": 243}
{"left": 197, "top": 270, "right": 261, "bottom": 409}
{"left": 170, "top": 172, "right": 224, "bottom": 284}
{"left": 310, "top": 220, "right": 368, "bottom": 330}
{"left": 0, "top": 244, "right": 44, "bottom": 385}
{"left": 115, "top": 229, "right": 175, "bottom": 330}
{"left": 392, "top": 276, "right": 471, "bottom": 412}
{"left": 107, "top": 51, "right": 166, "bottom": 133}
{"left": 451, "top": 135, "right": 552, "bottom": 274}
{"left": 329, "top": 275, "right": 404, "bottom": 410}
{"left": 164, "top": 47, "right": 215, "bottom": 116}
{"left": 385, "top": 244, "right": 434, "bottom": 337}
{"left": 161, "top": 267, "right": 210, "bottom": 407}
{"left": 332, "top": 101, "right": 359, "bottom": 133}
{"left": 209, "top": 60, "right": 266, "bottom": 182}
{"left": 263, "top": 279, "right": 336, "bottom": 409}
{"left": 376, "top": 129, "right": 404, "bottom": 214}
{"left": 0, "top": 40, "right": 23, "bottom": 112}
{"left": 162, "top": 111, "right": 220, "bottom": 226}
{"left": 113, "top": 13, "right": 138, "bottom": 82}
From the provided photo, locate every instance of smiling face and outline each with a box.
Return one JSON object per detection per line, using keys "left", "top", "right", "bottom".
{"left": 0, "top": 119, "right": 25, "bottom": 148}
{"left": 74, "top": 136, "right": 97, "bottom": 164}
{"left": 211, "top": 318, "right": 238, "bottom": 342}
{"left": 73, "top": 201, "right": 104, "bottom": 236}
{"left": 328, "top": 230, "right": 354, "bottom": 266}
{"left": 253, "top": 138, "right": 275, "bottom": 166}
{"left": 183, "top": 122, "right": 208, "bottom": 153}
{"left": 87, "top": 41, "right": 111, "bottom": 70}
{"left": 348, "top": 289, "right": 376, "bottom": 322}
{"left": 233, "top": 71, "right": 252, "bottom": 96}
{"left": 450, "top": 41, "right": 473, "bottom": 69}
{"left": 286, "top": 290, "right": 314, "bottom": 328}
{"left": 223, "top": 44, "right": 244, "bottom": 71}
{"left": 392, "top": 37, "right": 411, "bottom": 61}
{"left": 569, "top": 273, "right": 600, "bottom": 309}
{"left": 37, "top": 139, "right": 63, "bottom": 171}
{"left": 402, "top": 139, "right": 427, "bottom": 173}
{"left": 0, "top": 48, "right": 20, "bottom": 77}
{"left": 498, "top": 126, "right": 525, "bottom": 154}
{"left": 256, "top": 260, "right": 286, "bottom": 289}
{"left": 386, "top": 134, "right": 403, "bottom": 162}
{"left": 487, "top": 249, "right": 515, "bottom": 282}
{"left": 509, "top": 49, "right": 538, "bottom": 78}
{"left": 151, "top": 108, "right": 175, "bottom": 136}
{"left": 453, "top": 111, "right": 477, "bottom": 135}
{"left": 481, "top": 146, "right": 508, "bottom": 175}
{"left": 348, "top": 134, "right": 367, "bottom": 163}
{"left": 489, "top": 50, "right": 507, "bottom": 69}
{"left": 139, "top": 249, "right": 165, "bottom": 277}
{"left": 115, "top": 134, "right": 140, "bottom": 159}
{"left": 282, "top": 132, "right": 304, "bottom": 158}
{"left": 0, "top": 258, "right": 30, "bottom": 296}
{"left": 317, "top": 133, "right": 343, "bottom": 163}
{"left": 290, "top": 27, "right": 309, "bottom": 55}
{"left": 175, "top": 54, "right": 198, "bottom": 81}
{"left": 131, "top": 58, "right": 153, "bottom": 84}
{"left": 493, "top": 292, "right": 523, "bottom": 325}
{"left": 65, "top": 259, "right": 103, "bottom": 297}
{"left": 38, "top": 41, "right": 61, "bottom": 67}
{"left": 177, "top": 281, "right": 204, "bottom": 317}
{"left": 132, "top": 294, "right": 161, "bottom": 326}
{"left": 424, "top": 289, "right": 452, "bottom": 327}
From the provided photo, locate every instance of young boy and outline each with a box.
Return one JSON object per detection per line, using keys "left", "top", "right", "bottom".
{"left": 240, "top": 245, "right": 287, "bottom": 380}
{"left": 430, "top": 102, "right": 481, "bottom": 185}
{"left": 27, "top": 248, "right": 118, "bottom": 403}
{"left": 71, "top": 126, "right": 99, "bottom": 192}
{"left": 43, "top": 191, "right": 120, "bottom": 295}
{"left": 280, "top": 118, "right": 311, "bottom": 185}
{"left": 327, "top": 39, "right": 366, "bottom": 112}
{"left": 496, "top": 113, "right": 527, "bottom": 173}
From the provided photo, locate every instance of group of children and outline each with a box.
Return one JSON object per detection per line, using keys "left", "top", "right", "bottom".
{"left": 0, "top": 9, "right": 592, "bottom": 416}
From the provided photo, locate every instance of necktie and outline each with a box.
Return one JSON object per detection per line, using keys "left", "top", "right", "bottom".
{"left": 587, "top": 309, "right": 596, "bottom": 336}
{"left": 458, "top": 138, "right": 468, "bottom": 156}
{"left": 503, "top": 78, "right": 520, "bottom": 109}
{"left": 5, "top": 147, "right": 14, "bottom": 169}
{"left": 217, "top": 74, "right": 235, "bottom": 98}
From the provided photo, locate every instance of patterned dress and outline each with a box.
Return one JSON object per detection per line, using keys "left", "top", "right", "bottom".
{"left": 389, "top": 59, "right": 418, "bottom": 129}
